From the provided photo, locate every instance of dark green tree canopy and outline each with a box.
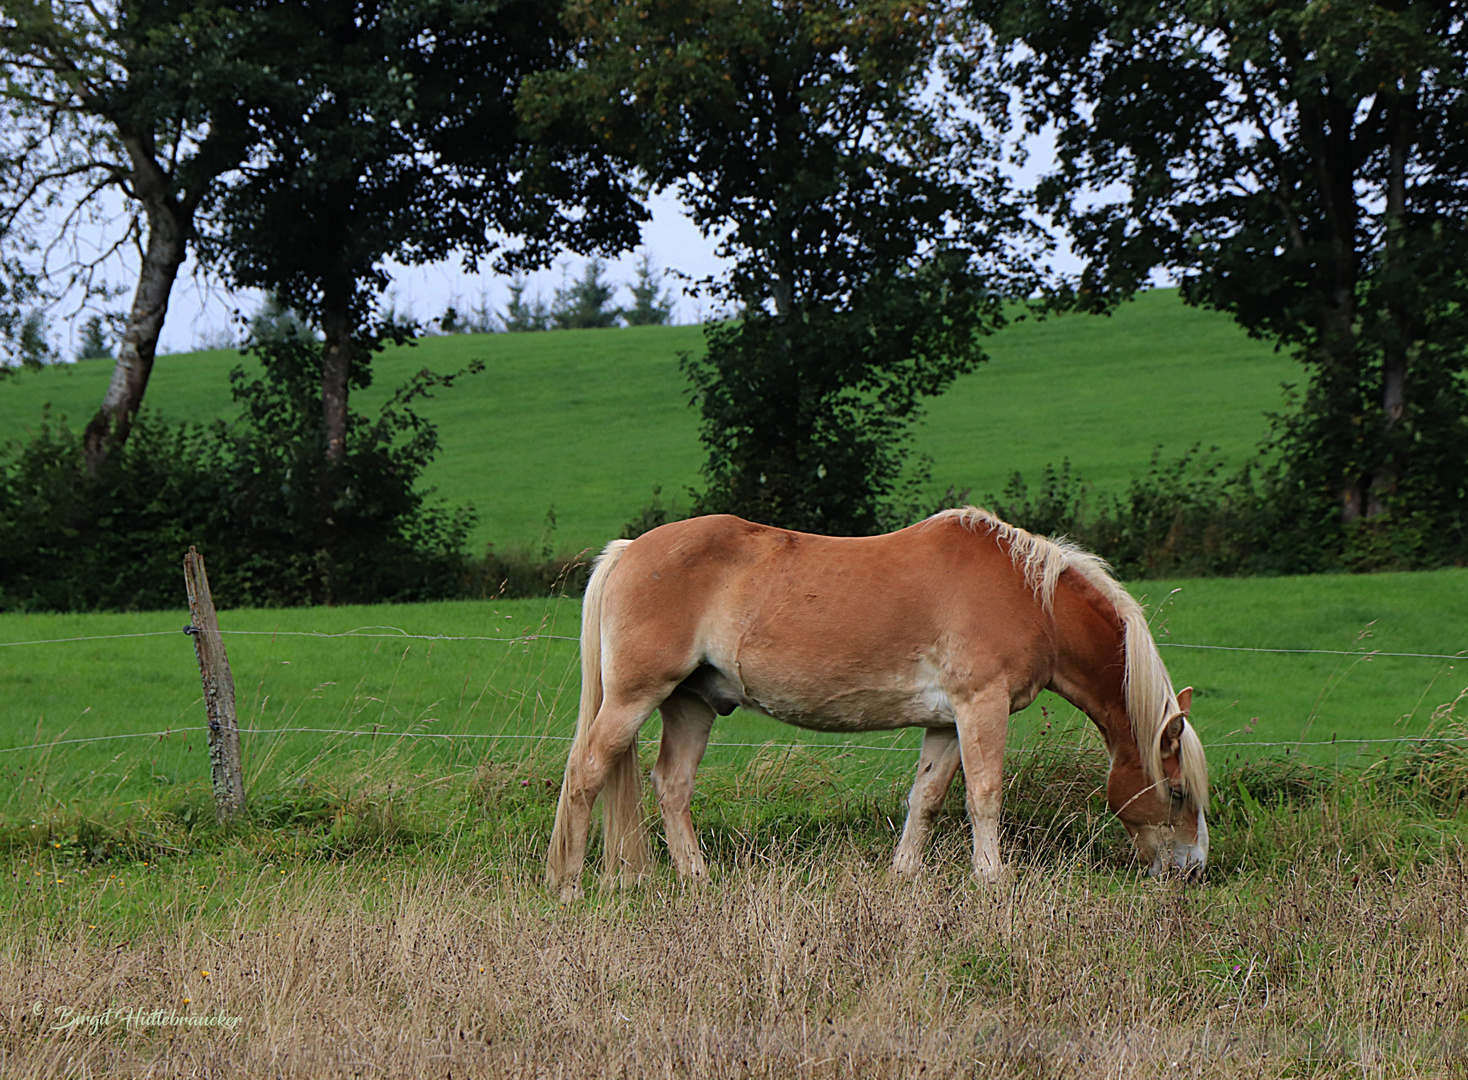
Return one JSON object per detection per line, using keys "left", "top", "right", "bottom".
{"left": 978, "top": 0, "right": 1468, "bottom": 527}
{"left": 198, "top": 0, "right": 646, "bottom": 467}
{"left": 202, "top": 0, "right": 643, "bottom": 327}
{"left": 523, "top": 0, "right": 1040, "bottom": 533}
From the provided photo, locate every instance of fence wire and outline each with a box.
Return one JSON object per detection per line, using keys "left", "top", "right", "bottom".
{"left": 1158, "top": 642, "right": 1467, "bottom": 661}
{"left": 0, "top": 627, "right": 580, "bottom": 648}
{"left": 5, "top": 724, "right": 1468, "bottom": 758}
{"left": 1, "top": 626, "right": 1461, "bottom": 657}
{"left": 2, "top": 621, "right": 1465, "bottom": 759}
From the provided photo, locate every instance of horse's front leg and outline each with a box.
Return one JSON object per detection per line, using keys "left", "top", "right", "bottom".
{"left": 952, "top": 686, "right": 1012, "bottom": 882}
{"left": 892, "top": 727, "right": 962, "bottom": 877}
{"left": 651, "top": 689, "right": 715, "bottom": 880}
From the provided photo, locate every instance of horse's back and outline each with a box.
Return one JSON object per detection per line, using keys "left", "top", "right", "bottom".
{"left": 596, "top": 514, "right": 1055, "bottom": 728}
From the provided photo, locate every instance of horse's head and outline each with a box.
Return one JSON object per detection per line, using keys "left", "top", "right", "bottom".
{"left": 1107, "top": 686, "right": 1209, "bottom": 881}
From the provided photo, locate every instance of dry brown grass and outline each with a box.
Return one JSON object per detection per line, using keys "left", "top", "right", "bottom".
{"left": 4, "top": 823, "right": 1468, "bottom": 1079}
{"left": 5, "top": 709, "right": 1468, "bottom": 1078}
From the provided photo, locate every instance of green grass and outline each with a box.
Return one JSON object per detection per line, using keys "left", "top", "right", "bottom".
{"left": 2, "top": 566, "right": 1464, "bottom": 834}
{"left": 0, "top": 290, "right": 1294, "bottom": 552}
{"left": 3, "top": 289, "right": 1461, "bottom": 834}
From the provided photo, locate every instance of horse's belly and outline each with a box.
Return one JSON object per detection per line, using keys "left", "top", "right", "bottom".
{"left": 762, "top": 695, "right": 956, "bottom": 733}
{"left": 728, "top": 668, "right": 956, "bottom": 733}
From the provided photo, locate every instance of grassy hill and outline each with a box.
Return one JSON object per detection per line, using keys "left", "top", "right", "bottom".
{"left": 0, "top": 289, "right": 1294, "bottom": 552}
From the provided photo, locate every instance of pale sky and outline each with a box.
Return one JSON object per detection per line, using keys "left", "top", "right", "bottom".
{"left": 48, "top": 189, "right": 734, "bottom": 358}
{"left": 33, "top": 125, "right": 1096, "bottom": 360}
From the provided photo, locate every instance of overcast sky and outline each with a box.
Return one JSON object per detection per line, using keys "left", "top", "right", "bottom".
{"left": 33, "top": 187, "right": 733, "bottom": 359}
{"left": 32, "top": 125, "right": 1094, "bottom": 360}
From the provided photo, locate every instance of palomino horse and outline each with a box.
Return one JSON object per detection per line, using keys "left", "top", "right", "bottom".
{"left": 546, "top": 508, "right": 1209, "bottom": 898}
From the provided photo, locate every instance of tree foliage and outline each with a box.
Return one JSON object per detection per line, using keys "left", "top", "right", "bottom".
{"left": 1, "top": 0, "right": 271, "bottom": 472}
{"left": 978, "top": 0, "right": 1468, "bottom": 544}
{"left": 0, "top": 338, "right": 481, "bottom": 612}
{"left": 551, "top": 257, "right": 620, "bottom": 328}
{"left": 522, "top": 0, "right": 1039, "bottom": 534}
{"left": 502, "top": 274, "right": 552, "bottom": 331}
{"left": 12, "top": 309, "right": 54, "bottom": 368}
{"left": 76, "top": 313, "right": 110, "bottom": 360}
{"left": 685, "top": 251, "right": 1010, "bottom": 532}
{"left": 623, "top": 253, "right": 676, "bottom": 326}
{"left": 200, "top": 0, "right": 645, "bottom": 470}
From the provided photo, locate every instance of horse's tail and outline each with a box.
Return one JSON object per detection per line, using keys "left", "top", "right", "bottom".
{"left": 546, "top": 538, "right": 648, "bottom": 886}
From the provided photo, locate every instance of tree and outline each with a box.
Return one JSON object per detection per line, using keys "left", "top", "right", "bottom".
{"left": 522, "top": 0, "right": 1038, "bottom": 533}
{"left": 551, "top": 257, "right": 620, "bottom": 328}
{"left": 502, "top": 274, "right": 552, "bottom": 331}
{"left": 76, "top": 314, "right": 110, "bottom": 360}
{"left": 623, "top": 253, "right": 675, "bottom": 326}
{"left": 1, "top": 1, "right": 266, "bottom": 474}
{"left": 7, "top": 309, "right": 54, "bottom": 370}
{"left": 978, "top": 0, "right": 1468, "bottom": 534}
{"left": 201, "top": 0, "right": 644, "bottom": 469}
{"left": 248, "top": 294, "right": 313, "bottom": 349}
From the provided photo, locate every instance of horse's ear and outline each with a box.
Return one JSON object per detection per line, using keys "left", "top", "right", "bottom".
{"left": 1176, "top": 686, "right": 1193, "bottom": 715}
{"left": 1161, "top": 712, "right": 1185, "bottom": 759}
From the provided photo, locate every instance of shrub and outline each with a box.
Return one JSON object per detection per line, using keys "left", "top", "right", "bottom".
{"left": 0, "top": 336, "right": 481, "bottom": 612}
{"left": 988, "top": 442, "right": 1468, "bottom": 579}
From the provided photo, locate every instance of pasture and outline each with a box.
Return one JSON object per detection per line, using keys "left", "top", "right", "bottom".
{"left": 5, "top": 292, "right": 1467, "bottom": 1076}
{"left": 2, "top": 567, "right": 1463, "bottom": 788}
{"left": 0, "top": 290, "right": 1293, "bottom": 551}
{"left": 3, "top": 571, "right": 1468, "bottom": 1075}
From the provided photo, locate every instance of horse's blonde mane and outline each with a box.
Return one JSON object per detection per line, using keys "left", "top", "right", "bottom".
{"left": 927, "top": 507, "right": 1209, "bottom": 810}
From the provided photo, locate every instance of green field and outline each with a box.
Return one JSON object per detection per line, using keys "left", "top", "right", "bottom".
{"left": 3, "top": 566, "right": 1463, "bottom": 831}
{"left": 0, "top": 290, "right": 1293, "bottom": 552}
{"left": 5, "top": 458, "right": 1466, "bottom": 1078}
{"left": 5, "top": 569, "right": 1468, "bottom": 1080}
{"left": 2, "top": 288, "right": 1460, "bottom": 807}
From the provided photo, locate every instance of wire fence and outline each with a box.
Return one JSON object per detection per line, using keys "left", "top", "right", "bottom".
{"left": 0, "top": 726, "right": 955, "bottom": 757}
{"left": 1, "top": 622, "right": 1465, "bottom": 762}
{"left": 0, "top": 627, "right": 581, "bottom": 648}
{"left": 0, "top": 625, "right": 1461, "bottom": 658}
{"left": 5, "top": 725, "right": 1468, "bottom": 759}
{"left": 1158, "top": 642, "right": 1468, "bottom": 661}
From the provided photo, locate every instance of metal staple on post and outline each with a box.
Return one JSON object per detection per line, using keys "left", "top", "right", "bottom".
{"left": 183, "top": 546, "right": 246, "bottom": 822}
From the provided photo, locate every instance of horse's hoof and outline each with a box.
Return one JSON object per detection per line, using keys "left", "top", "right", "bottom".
{"left": 975, "top": 864, "right": 1014, "bottom": 886}
{"left": 891, "top": 854, "right": 922, "bottom": 878}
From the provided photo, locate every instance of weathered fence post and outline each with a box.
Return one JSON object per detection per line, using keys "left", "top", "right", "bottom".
{"left": 183, "top": 546, "right": 246, "bottom": 822}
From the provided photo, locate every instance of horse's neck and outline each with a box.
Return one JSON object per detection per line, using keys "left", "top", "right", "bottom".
{"left": 1047, "top": 575, "right": 1135, "bottom": 763}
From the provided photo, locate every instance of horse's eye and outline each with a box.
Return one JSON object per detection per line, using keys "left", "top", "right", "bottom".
{"left": 1169, "top": 784, "right": 1187, "bottom": 805}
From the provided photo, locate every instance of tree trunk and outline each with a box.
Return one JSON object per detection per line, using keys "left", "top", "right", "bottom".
{"left": 81, "top": 191, "right": 187, "bottom": 477}
{"left": 81, "top": 125, "right": 197, "bottom": 478}
{"left": 1367, "top": 93, "right": 1414, "bottom": 519}
{"left": 1296, "top": 88, "right": 1370, "bottom": 523}
{"left": 320, "top": 279, "right": 355, "bottom": 468}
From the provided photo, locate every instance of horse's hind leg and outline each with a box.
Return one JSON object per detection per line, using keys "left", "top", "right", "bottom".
{"left": 551, "top": 696, "right": 655, "bottom": 899}
{"left": 892, "top": 727, "right": 962, "bottom": 877}
{"left": 651, "top": 689, "right": 715, "bottom": 880}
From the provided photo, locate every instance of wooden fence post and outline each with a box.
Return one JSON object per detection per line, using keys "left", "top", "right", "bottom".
{"left": 183, "top": 546, "right": 246, "bottom": 822}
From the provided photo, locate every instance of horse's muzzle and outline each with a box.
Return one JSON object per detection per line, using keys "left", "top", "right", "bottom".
{"left": 1145, "top": 807, "right": 1209, "bottom": 882}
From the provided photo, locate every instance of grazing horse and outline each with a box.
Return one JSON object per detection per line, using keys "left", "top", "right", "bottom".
{"left": 546, "top": 509, "right": 1209, "bottom": 898}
